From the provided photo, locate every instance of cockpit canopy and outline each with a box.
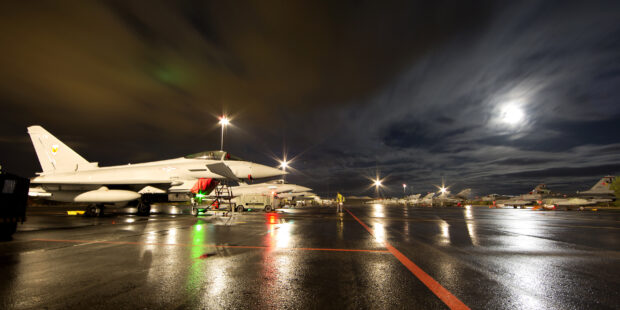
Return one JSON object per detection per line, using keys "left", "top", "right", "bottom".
{"left": 185, "top": 150, "right": 243, "bottom": 161}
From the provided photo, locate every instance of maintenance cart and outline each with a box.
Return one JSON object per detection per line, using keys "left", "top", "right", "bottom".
{"left": 0, "top": 171, "right": 29, "bottom": 239}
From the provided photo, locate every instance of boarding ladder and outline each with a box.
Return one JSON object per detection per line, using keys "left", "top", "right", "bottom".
{"left": 212, "top": 182, "right": 235, "bottom": 214}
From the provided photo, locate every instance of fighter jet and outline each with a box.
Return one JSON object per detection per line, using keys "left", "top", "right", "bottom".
{"left": 432, "top": 188, "right": 472, "bottom": 206}
{"left": 198, "top": 180, "right": 312, "bottom": 212}
{"left": 364, "top": 197, "right": 401, "bottom": 205}
{"left": 419, "top": 192, "right": 435, "bottom": 205}
{"left": 27, "top": 125, "right": 285, "bottom": 216}
{"left": 228, "top": 180, "right": 311, "bottom": 198}
{"left": 480, "top": 194, "right": 511, "bottom": 202}
{"left": 542, "top": 176, "right": 616, "bottom": 210}
{"left": 496, "top": 179, "right": 614, "bottom": 209}
{"left": 402, "top": 194, "right": 421, "bottom": 205}
{"left": 496, "top": 184, "right": 550, "bottom": 208}
{"left": 540, "top": 197, "right": 597, "bottom": 210}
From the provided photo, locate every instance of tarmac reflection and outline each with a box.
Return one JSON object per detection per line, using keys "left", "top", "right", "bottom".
{"left": 439, "top": 220, "right": 450, "bottom": 245}
{"left": 464, "top": 207, "right": 479, "bottom": 246}
{"left": 260, "top": 213, "right": 300, "bottom": 308}
{"left": 372, "top": 204, "right": 385, "bottom": 218}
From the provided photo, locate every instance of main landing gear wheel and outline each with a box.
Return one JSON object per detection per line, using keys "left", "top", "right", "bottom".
{"left": 85, "top": 205, "right": 103, "bottom": 217}
{"left": 264, "top": 205, "right": 272, "bottom": 212}
{"left": 137, "top": 200, "right": 151, "bottom": 216}
{"left": 191, "top": 206, "right": 199, "bottom": 217}
{"left": 236, "top": 205, "right": 244, "bottom": 213}
{"left": 0, "top": 222, "right": 18, "bottom": 240}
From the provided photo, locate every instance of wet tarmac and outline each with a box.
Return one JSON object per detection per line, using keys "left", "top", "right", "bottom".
{"left": 1, "top": 204, "right": 619, "bottom": 309}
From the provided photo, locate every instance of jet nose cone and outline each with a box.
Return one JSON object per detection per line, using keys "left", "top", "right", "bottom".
{"left": 251, "top": 164, "right": 286, "bottom": 179}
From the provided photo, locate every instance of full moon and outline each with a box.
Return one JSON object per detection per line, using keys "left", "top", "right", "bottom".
{"left": 499, "top": 104, "right": 525, "bottom": 125}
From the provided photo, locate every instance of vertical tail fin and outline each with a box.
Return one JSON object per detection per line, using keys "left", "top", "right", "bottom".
{"left": 456, "top": 188, "right": 472, "bottom": 199}
{"left": 585, "top": 176, "right": 615, "bottom": 194}
{"left": 27, "top": 125, "right": 89, "bottom": 173}
{"left": 531, "top": 183, "right": 550, "bottom": 194}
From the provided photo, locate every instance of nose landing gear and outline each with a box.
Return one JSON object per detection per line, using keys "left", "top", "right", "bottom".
{"left": 137, "top": 199, "right": 151, "bottom": 216}
{"left": 85, "top": 204, "right": 105, "bottom": 217}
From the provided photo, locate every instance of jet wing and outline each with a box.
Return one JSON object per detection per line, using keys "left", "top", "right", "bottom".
{"left": 206, "top": 162, "right": 240, "bottom": 181}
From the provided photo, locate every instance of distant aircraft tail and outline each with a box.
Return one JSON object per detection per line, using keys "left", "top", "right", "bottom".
{"left": 456, "top": 188, "right": 472, "bottom": 199}
{"left": 531, "top": 183, "right": 550, "bottom": 194}
{"left": 422, "top": 192, "right": 435, "bottom": 199}
{"left": 27, "top": 125, "right": 90, "bottom": 173}
{"left": 584, "top": 176, "right": 615, "bottom": 194}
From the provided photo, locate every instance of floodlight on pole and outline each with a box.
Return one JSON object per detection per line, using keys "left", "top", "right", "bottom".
{"left": 372, "top": 178, "right": 383, "bottom": 198}
{"left": 279, "top": 158, "right": 289, "bottom": 182}
{"left": 279, "top": 160, "right": 289, "bottom": 170}
{"left": 219, "top": 116, "right": 229, "bottom": 151}
{"left": 403, "top": 183, "right": 407, "bottom": 194}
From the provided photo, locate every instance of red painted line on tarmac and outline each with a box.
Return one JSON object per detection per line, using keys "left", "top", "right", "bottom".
{"left": 29, "top": 238, "right": 389, "bottom": 253}
{"left": 344, "top": 208, "right": 470, "bottom": 310}
{"left": 294, "top": 247, "right": 389, "bottom": 253}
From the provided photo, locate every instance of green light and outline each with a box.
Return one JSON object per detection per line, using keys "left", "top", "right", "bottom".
{"left": 195, "top": 225, "right": 202, "bottom": 231}
{"left": 196, "top": 193, "right": 205, "bottom": 198}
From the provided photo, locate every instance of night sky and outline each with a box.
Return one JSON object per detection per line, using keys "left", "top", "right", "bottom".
{"left": 1, "top": 1, "right": 619, "bottom": 197}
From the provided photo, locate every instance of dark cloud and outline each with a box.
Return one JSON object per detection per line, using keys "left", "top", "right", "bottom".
{"left": 0, "top": 1, "right": 619, "bottom": 197}
{"left": 490, "top": 158, "right": 555, "bottom": 166}
{"left": 503, "top": 164, "right": 620, "bottom": 179}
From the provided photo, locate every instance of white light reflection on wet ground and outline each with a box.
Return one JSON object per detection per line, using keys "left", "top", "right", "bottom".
{"left": 203, "top": 256, "right": 228, "bottom": 296}
{"left": 491, "top": 211, "right": 560, "bottom": 308}
{"left": 464, "top": 206, "right": 473, "bottom": 219}
{"left": 403, "top": 221, "right": 410, "bottom": 241}
{"left": 499, "top": 257, "right": 556, "bottom": 309}
{"left": 439, "top": 220, "right": 450, "bottom": 245}
{"left": 372, "top": 204, "right": 385, "bottom": 218}
{"left": 371, "top": 204, "right": 386, "bottom": 243}
{"left": 275, "top": 221, "right": 292, "bottom": 248}
{"left": 373, "top": 223, "right": 386, "bottom": 243}
{"left": 501, "top": 214, "right": 551, "bottom": 252}
{"left": 260, "top": 213, "right": 300, "bottom": 308}
{"left": 464, "top": 206, "right": 479, "bottom": 246}
{"left": 166, "top": 227, "right": 177, "bottom": 244}
{"left": 466, "top": 222, "right": 478, "bottom": 246}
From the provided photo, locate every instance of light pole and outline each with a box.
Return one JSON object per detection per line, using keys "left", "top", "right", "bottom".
{"left": 403, "top": 183, "right": 407, "bottom": 195}
{"left": 219, "top": 116, "right": 229, "bottom": 151}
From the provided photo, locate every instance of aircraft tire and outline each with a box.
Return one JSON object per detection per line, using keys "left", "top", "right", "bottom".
{"left": 191, "top": 207, "right": 198, "bottom": 217}
{"left": 0, "top": 222, "right": 17, "bottom": 240}
{"left": 137, "top": 201, "right": 151, "bottom": 216}
{"left": 85, "top": 205, "right": 98, "bottom": 217}
{"left": 264, "top": 205, "right": 272, "bottom": 212}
